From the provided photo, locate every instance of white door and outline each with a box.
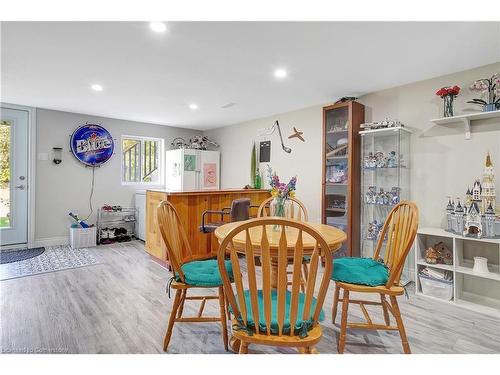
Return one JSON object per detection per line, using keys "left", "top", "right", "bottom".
{"left": 0, "top": 107, "right": 29, "bottom": 246}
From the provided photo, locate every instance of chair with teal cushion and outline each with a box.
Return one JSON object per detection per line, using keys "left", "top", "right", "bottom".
{"left": 177, "top": 259, "right": 233, "bottom": 287}
{"left": 332, "top": 257, "right": 389, "bottom": 286}
{"left": 331, "top": 201, "right": 419, "bottom": 354}
{"left": 217, "top": 217, "right": 334, "bottom": 354}
{"left": 158, "top": 201, "right": 231, "bottom": 352}
{"left": 230, "top": 289, "right": 325, "bottom": 336}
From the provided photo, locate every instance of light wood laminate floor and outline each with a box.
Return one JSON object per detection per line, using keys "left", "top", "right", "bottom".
{"left": 1, "top": 241, "right": 499, "bottom": 354}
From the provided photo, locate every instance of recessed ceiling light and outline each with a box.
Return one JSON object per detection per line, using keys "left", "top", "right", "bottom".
{"left": 274, "top": 68, "right": 287, "bottom": 79}
{"left": 189, "top": 103, "right": 198, "bottom": 110}
{"left": 149, "top": 22, "right": 167, "bottom": 33}
{"left": 91, "top": 84, "right": 103, "bottom": 91}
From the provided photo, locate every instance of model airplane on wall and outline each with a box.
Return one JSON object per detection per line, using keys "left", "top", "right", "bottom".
{"left": 288, "top": 127, "right": 305, "bottom": 142}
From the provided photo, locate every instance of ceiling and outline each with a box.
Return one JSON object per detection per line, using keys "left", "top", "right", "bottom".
{"left": 1, "top": 22, "right": 499, "bottom": 130}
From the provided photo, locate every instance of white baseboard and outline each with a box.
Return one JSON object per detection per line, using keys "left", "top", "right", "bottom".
{"left": 33, "top": 236, "right": 69, "bottom": 247}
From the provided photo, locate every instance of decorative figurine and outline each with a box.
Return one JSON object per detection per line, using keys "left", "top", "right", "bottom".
{"left": 390, "top": 187, "right": 401, "bottom": 205}
{"left": 367, "top": 152, "right": 377, "bottom": 168}
{"left": 331, "top": 162, "right": 348, "bottom": 183}
{"left": 366, "top": 186, "right": 377, "bottom": 204}
{"left": 361, "top": 118, "right": 405, "bottom": 130}
{"left": 367, "top": 220, "right": 379, "bottom": 240}
{"left": 367, "top": 220, "right": 384, "bottom": 240}
{"left": 374, "top": 151, "right": 386, "bottom": 168}
{"left": 376, "top": 188, "right": 385, "bottom": 205}
{"left": 425, "top": 242, "right": 453, "bottom": 265}
{"left": 445, "top": 152, "right": 499, "bottom": 238}
{"left": 387, "top": 151, "right": 397, "bottom": 168}
{"left": 382, "top": 191, "right": 390, "bottom": 205}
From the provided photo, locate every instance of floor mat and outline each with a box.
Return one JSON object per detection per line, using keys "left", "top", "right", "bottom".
{"left": 0, "top": 245, "right": 102, "bottom": 281}
{"left": 0, "top": 247, "right": 46, "bottom": 264}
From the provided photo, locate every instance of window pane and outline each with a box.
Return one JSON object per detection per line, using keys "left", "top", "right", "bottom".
{"left": 0, "top": 120, "right": 11, "bottom": 228}
{"left": 142, "top": 140, "right": 159, "bottom": 183}
{"left": 122, "top": 137, "right": 161, "bottom": 184}
{"left": 122, "top": 138, "right": 141, "bottom": 182}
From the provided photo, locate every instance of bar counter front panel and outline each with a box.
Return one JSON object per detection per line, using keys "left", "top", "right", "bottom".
{"left": 145, "top": 189, "right": 270, "bottom": 263}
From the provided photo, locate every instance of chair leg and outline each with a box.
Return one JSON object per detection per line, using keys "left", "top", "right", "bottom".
{"left": 332, "top": 284, "right": 340, "bottom": 324}
{"left": 230, "top": 337, "right": 241, "bottom": 353}
{"left": 390, "top": 295, "right": 411, "bottom": 354}
{"left": 218, "top": 286, "right": 229, "bottom": 351}
{"left": 337, "top": 289, "right": 349, "bottom": 354}
{"left": 177, "top": 289, "right": 187, "bottom": 318}
{"left": 239, "top": 341, "right": 249, "bottom": 354}
{"left": 163, "top": 289, "right": 182, "bottom": 352}
{"left": 380, "top": 294, "right": 390, "bottom": 326}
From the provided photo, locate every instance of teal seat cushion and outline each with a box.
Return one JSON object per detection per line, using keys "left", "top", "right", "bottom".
{"left": 230, "top": 289, "right": 324, "bottom": 337}
{"left": 331, "top": 257, "right": 389, "bottom": 286}
{"left": 176, "top": 259, "right": 233, "bottom": 287}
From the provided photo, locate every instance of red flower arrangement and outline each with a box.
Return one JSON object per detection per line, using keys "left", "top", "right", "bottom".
{"left": 436, "top": 85, "right": 461, "bottom": 98}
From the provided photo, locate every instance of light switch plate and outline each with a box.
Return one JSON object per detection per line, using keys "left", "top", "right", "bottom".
{"left": 38, "top": 153, "right": 49, "bottom": 161}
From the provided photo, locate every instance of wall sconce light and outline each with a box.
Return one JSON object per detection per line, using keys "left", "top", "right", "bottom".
{"left": 53, "top": 147, "right": 63, "bottom": 164}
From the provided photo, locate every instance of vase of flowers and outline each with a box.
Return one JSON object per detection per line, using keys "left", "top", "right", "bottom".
{"left": 467, "top": 74, "right": 500, "bottom": 112}
{"left": 436, "top": 85, "right": 460, "bottom": 117}
{"left": 266, "top": 166, "right": 297, "bottom": 230}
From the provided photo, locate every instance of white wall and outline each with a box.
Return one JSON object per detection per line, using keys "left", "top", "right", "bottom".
{"left": 205, "top": 62, "right": 500, "bottom": 228}
{"left": 205, "top": 105, "right": 324, "bottom": 222}
{"left": 35, "top": 109, "right": 198, "bottom": 243}
{"left": 358, "top": 62, "right": 500, "bottom": 228}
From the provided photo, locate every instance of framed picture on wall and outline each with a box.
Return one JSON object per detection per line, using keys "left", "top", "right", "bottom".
{"left": 259, "top": 140, "right": 271, "bottom": 163}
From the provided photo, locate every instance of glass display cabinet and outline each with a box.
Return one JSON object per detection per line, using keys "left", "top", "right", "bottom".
{"left": 322, "top": 101, "right": 364, "bottom": 258}
{"left": 360, "top": 127, "right": 412, "bottom": 269}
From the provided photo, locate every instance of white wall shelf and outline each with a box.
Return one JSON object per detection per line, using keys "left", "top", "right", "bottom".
{"left": 430, "top": 109, "right": 500, "bottom": 140}
{"left": 415, "top": 227, "right": 500, "bottom": 318}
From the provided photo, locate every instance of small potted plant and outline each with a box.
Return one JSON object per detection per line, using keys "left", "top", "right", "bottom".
{"left": 467, "top": 73, "right": 500, "bottom": 112}
{"left": 436, "top": 85, "right": 461, "bottom": 118}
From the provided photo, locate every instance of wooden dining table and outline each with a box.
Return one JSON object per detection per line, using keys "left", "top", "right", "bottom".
{"left": 214, "top": 220, "right": 347, "bottom": 288}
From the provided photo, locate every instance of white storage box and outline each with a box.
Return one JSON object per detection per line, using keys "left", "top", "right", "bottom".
{"left": 70, "top": 227, "right": 97, "bottom": 249}
{"left": 419, "top": 274, "right": 453, "bottom": 301}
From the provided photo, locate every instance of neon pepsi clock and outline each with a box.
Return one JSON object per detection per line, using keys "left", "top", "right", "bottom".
{"left": 70, "top": 124, "right": 114, "bottom": 166}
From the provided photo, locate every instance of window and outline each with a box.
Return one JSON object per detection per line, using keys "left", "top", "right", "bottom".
{"left": 122, "top": 136, "right": 163, "bottom": 185}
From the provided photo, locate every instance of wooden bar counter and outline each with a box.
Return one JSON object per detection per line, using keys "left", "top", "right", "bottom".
{"left": 145, "top": 189, "right": 270, "bottom": 263}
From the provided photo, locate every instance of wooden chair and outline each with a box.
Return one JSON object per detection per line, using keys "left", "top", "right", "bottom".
{"left": 157, "top": 201, "right": 229, "bottom": 352}
{"left": 331, "top": 201, "right": 419, "bottom": 354}
{"left": 217, "top": 217, "right": 333, "bottom": 354}
{"left": 257, "top": 196, "right": 309, "bottom": 222}
{"left": 258, "top": 196, "right": 310, "bottom": 292}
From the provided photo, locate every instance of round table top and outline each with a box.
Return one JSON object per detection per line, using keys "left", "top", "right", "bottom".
{"left": 214, "top": 220, "right": 347, "bottom": 254}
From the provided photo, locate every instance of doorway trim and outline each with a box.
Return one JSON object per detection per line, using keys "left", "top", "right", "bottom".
{"left": 0, "top": 102, "right": 36, "bottom": 249}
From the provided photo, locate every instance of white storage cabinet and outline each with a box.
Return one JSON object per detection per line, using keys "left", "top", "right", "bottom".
{"left": 415, "top": 227, "right": 500, "bottom": 317}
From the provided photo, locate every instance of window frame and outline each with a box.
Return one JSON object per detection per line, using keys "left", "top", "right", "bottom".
{"left": 120, "top": 135, "right": 164, "bottom": 187}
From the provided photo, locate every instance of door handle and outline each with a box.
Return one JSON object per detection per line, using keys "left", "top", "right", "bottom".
{"left": 14, "top": 184, "right": 26, "bottom": 190}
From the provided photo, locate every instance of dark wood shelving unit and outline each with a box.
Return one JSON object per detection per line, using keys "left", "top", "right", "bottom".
{"left": 321, "top": 101, "right": 364, "bottom": 257}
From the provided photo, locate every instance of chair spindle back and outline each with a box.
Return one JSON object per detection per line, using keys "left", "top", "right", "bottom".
{"left": 157, "top": 201, "right": 193, "bottom": 282}
{"left": 257, "top": 196, "right": 309, "bottom": 222}
{"left": 373, "top": 201, "right": 419, "bottom": 287}
{"left": 217, "top": 217, "right": 332, "bottom": 337}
